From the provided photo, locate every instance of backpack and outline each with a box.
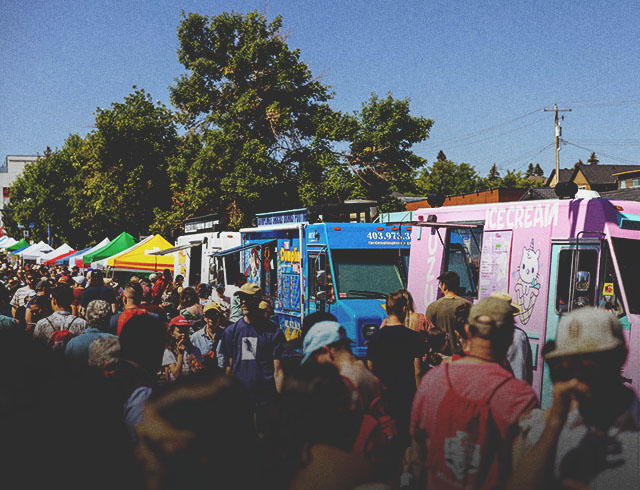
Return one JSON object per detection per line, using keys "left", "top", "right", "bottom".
{"left": 426, "top": 364, "right": 512, "bottom": 490}
{"left": 343, "top": 376, "right": 398, "bottom": 465}
{"left": 47, "top": 316, "right": 81, "bottom": 352}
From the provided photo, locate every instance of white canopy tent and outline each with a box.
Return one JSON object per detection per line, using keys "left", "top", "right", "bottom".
{"left": 15, "top": 241, "right": 45, "bottom": 257}
{"left": 0, "top": 237, "right": 17, "bottom": 250}
{"left": 20, "top": 242, "right": 54, "bottom": 261}
{"left": 36, "top": 243, "right": 73, "bottom": 265}
{"left": 74, "top": 237, "right": 110, "bottom": 269}
{"left": 21, "top": 242, "right": 55, "bottom": 261}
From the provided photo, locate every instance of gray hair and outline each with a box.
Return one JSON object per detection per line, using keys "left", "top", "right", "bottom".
{"left": 88, "top": 336, "right": 121, "bottom": 367}
{"left": 86, "top": 300, "right": 112, "bottom": 331}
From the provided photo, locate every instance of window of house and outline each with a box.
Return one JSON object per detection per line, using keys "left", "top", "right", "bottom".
{"left": 620, "top": 180, "right": 627, "bottom": 189}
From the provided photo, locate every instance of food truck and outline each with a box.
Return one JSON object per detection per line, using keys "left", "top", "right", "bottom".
{"left": 151, "top": 214, "right": 241, "bottom": 290}
{"left": 407, "top": 197, "right": 640, "bottom": 406}
{"left": 224, "top": 202, "right": 410, "bottom": 357}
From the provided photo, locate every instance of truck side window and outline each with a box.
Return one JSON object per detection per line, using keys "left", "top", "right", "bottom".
{"left": 555, "top": 248, "right": 598, "bottom": 313}
{"left": 443, "top": 227, "right": 483, "bottom": 298}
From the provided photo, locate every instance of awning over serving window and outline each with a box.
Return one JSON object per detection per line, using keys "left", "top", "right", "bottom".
{"left": 210, "top": 239, "right": 275, "bottom": 257}
{"left": 147, "top": 241, "right": 203, "bottom": 256}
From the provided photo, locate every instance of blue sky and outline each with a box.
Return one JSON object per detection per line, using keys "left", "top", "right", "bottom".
{"left": 2, "top": 0, "right": 640, "bottom": 179}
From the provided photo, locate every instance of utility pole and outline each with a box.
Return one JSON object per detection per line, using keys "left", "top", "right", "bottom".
{"left": 543, "top": 104, "right": 572, "bottom": 186}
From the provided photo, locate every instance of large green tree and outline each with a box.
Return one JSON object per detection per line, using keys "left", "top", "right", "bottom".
{"left": 416, "top": 159, "right": 481, "bottom": 196}
{"left": 74, "top": 89, "right": 178, "bottom": 242}
{"left": 165, "top": 11, "right": 433, "bottom": 227}
{"left": 342, "top": 93, "right": 433, "bottom": 209}
{"left": 168, "top": 11, "right": 342, "bottom": 228}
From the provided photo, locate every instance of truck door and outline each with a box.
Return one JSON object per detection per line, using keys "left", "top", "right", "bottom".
{"left": 542, "top": 237, "right": 600, "bottom": 407}
{"left": 308, "top": 251, "right": 333, "bottom": 314}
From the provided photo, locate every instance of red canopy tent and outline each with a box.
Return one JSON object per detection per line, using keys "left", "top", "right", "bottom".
{"left": 44, "top": 249, "right": 77, "bottom": 266}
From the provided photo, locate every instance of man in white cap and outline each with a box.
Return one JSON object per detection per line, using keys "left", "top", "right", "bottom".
{"left": 508, "top": 307, "right": 639, "bottom": 490}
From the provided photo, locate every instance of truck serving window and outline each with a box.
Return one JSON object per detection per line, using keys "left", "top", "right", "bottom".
{"left": 555, "top": 248, "right": 598, "bottom": 313}
{"left": 332, "top": 249, "right": 408, "bottom": 299}
{"left": 612, "top": 238, "right": 640, "bottom": 314}
{"left": 443, "top": 227, "right": 483, "bottom": 298}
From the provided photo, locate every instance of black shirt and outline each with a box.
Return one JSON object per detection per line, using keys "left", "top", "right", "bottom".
{"left": 366, "top": 324, "right": 426, "bottom": 400}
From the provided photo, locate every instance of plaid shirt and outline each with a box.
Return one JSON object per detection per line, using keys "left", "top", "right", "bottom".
{"left": 33, "top": 311, "right": 87, "bottom": 345}
{"left": 10, "top": 286, "right": 35, "bottom": 309}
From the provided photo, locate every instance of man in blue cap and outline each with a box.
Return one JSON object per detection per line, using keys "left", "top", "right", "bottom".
{"left": 303, "top": 321, "right": 382, "bottom": 409}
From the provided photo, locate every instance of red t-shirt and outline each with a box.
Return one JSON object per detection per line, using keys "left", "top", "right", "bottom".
{"left": 410, "top": 362, "right": 538, "bottom": 487}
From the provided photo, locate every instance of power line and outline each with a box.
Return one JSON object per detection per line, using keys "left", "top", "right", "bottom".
{"left": 562, "top": 140, "right": 639, "bottom": 165}
{"left": 444, "top": 116, "right": 547, "bottom": 150}
{"left": 430, "top": 108, "right": 543, "bottom": 146}
{"left": 570, "top": 139, "right": 640, "bottom": 146}
{"left": 496, "top": 142, "right": 555, "bottom": 170}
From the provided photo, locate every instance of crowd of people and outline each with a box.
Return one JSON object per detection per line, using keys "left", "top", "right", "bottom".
{"left": 0, "top": 260, "right": 637, "bottom": 490}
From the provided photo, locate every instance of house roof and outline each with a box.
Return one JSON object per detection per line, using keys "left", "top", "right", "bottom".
{"left": 520, "top": 187, "right": 558, "bottom": 201}
{"left": 571, "top": 163, "right": 640, "bottom": 186}
{"left": 600, "top": 188, "right": 640, "bottom": 201}
{"left": 544, "top": 168, "right": 573, "bottom": 186}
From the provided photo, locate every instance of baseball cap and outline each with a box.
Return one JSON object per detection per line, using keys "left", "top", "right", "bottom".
{"left": 468, "top": 297, "right": 515, "bottom": 337}
{"left": 490, "top": 291, "right": 521, "bottom": 315}
{"left": 35, "top": 279, "right": 50, "bottom": 291}
{"left": 235, "top": 282, "right": 262, "bottom": 296}
{"left": 203, "top": 301, "right": 223, "bottom": 314}
{"left": 149, "top": 273, "right": 158, "bottom": 281}
{"left": 544, "top": 307, "right": 625, "bottom": 360}
{"left": 169, "top": 315, "right": 191, "bottom": 328}
{"left": 302, "top": 321, "right": 352, "bottom": 364}
{"left": 258, "top": 300, "right": 273, "bottom": 312}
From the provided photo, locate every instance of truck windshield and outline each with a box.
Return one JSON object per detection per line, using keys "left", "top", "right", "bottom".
{"left": 612, "top": 238, "right": 640, "bottom": 314}
{"left": 332, "top": 249, "right": 408, "bottom": 299}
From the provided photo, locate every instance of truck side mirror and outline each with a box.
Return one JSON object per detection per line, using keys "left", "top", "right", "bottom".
{"left": 315, "top": 270, "right": 326, "bottom": 287}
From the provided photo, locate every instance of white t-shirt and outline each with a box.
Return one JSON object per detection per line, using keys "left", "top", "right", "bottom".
{"left": 517, "top": 394, "right": 640, "bottom": 489}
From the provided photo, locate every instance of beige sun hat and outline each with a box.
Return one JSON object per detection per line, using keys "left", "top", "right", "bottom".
{"left": 544, "top": 307, "right": 625, "bottom": 359}
{"left": 490, "top": 291, "right": 521, "bottom": 315}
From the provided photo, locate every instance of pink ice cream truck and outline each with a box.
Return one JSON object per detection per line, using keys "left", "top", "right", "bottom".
{"left": 407, "top": 198, "right": 640, "bottom": 407}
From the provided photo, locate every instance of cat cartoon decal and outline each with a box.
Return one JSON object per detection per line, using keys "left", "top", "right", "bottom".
{"left": 514, "top": 239, "right": 541, "bottom": 324}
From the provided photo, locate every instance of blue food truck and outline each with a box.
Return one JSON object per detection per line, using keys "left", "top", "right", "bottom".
{"left": 216, "top": 202, "right": 411, "bottom": 357}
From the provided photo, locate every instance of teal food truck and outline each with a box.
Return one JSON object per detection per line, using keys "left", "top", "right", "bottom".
{"left": 215, "top": 202, "right": 411, "bottom": 357}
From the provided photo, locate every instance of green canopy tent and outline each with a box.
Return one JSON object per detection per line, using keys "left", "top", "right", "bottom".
{"left": 5, "top": 238, "right": 30, "bottom": 252}
{"left": 82, "top": 232, "right": 137, "bottom": 266}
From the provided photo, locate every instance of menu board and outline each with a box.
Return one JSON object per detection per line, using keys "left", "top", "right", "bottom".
{"left": 478, "top": 230, "right": 513, "bottom": 299}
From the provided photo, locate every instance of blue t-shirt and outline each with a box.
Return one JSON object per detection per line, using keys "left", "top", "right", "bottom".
{"left": 220, "top": 317, "right": 284, "bottom": 407}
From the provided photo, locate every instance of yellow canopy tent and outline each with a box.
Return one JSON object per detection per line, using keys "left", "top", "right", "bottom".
{"left": 106, "top": 234, "right": 175, "bottom": 272}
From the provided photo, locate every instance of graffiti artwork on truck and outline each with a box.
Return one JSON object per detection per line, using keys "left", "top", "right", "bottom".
{"left": 514, "top": 239, "right": 541, "bottom": 324}
{"left": 277, "top": 240, "right": 302, "bottom": 313}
